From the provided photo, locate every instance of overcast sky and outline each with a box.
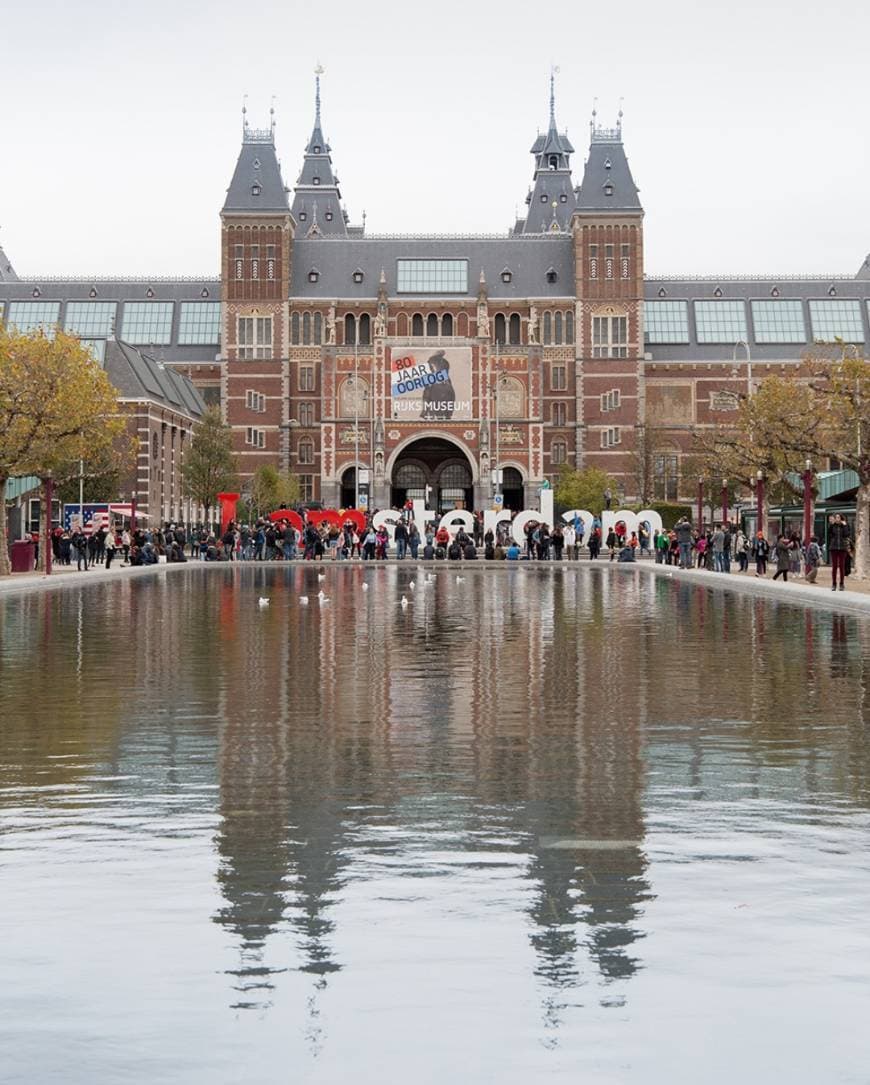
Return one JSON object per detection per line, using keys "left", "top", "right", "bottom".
{"left": 2, "top": 0, "right": 868, "bottom": 279}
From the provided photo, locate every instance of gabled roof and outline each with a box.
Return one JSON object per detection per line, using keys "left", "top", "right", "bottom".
{"left": 575, "top": 123, "right": 642, "bottom": 214}
{"left": 0, "top": 241, "right": 18, "bottom": 282}
{"left": 105, "top": 340, "right": 205, "bottom": 417}
{"left": 222, "top": 125, "right": 290, "bottom": 215}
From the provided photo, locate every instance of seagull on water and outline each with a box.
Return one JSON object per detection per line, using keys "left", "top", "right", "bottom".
{"left": 299, "top": 595, "right": 309, "bottom": 604}
{"left": 455, "top": 575, "right": 465, "bottom": 584}
{"left": 317, "top": 573, "right": 326, "bottom": 583}
{"left": 362, "top": 583, "right": 369, "bottom": 591}
{"left": 400, "top": 596, "right": 409, "bottom": 608}
{"left": 258, "top": 597, "right": 270, "bottom": 608}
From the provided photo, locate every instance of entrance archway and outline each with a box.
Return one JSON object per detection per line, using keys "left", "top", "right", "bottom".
{"left": 389, "top": 436, "right": 475, "bottom": 513}
{"left": 502, "top": 466, "right": 525, "bottom": 512}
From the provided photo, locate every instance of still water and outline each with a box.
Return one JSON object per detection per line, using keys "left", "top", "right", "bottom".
{"left": 1, "top": 565, "right": 869, "bottom": 1083}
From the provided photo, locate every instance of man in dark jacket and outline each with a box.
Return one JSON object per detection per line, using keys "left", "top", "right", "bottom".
{"left": 828, "top": 514, "right": 851, "bottom": 591}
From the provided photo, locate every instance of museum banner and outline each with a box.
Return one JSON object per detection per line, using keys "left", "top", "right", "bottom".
{"left": 390, "top": 347, "right": 472, "bottom": 421}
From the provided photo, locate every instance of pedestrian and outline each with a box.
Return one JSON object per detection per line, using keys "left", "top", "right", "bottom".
{"left": 772, "top": 534, "right": 791, "bottom": 581}
{"left": 552, "top": 524, "right": 564, "bottom": 561}
{"left": 753, "top": 531, "right": 770, "bottom": 577}
{"left": 828, "top": 514, "right": 851, "bottom": 592}
{"left": 804, "top": 535, "right": 822, "bottom": 584}
{"left": 674, "top": 517, "right": 693, "bottom": 569}
{"left": 105, "top": 527, "right": 118, "bottom": 569}
{"left": 606, "top": 528, "right": 618, "bottom": 561}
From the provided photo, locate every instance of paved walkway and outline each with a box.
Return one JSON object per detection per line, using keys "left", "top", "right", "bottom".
{"left": 3, "top": 555, "right": 870, "bottom": 614}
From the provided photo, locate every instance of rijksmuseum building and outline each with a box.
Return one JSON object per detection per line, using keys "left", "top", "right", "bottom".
{"left": 2, "top": 74, "right": 870, "bottom": 516}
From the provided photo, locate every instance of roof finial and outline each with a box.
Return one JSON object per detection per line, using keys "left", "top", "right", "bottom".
{"left": 617, "top": 97, "right": 624, "bottom": 137}
{"left": 314, "top": 62, "right": 324, "bottom": 127}
{"left": 270, "top": 95, "right": 276, "bottom": 137}
{"left": 590, "top": 96, "right": 598, "bottom": 139}
{"left": 242, "top": 93, "right": 248, "bottom": 137}
{"left": 549, "top": 65, "right": 560, "bottom": 130}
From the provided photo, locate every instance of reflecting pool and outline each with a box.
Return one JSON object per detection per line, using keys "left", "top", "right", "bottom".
{"left": 1, "top": 565, "right": 869, "bottom": 1083}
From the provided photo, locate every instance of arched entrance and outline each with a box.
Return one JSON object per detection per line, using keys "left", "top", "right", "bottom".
{"left": 340, "top": 466, "right": 358, "bottom": 510}
{"left": 390, "top": 436, "right": 475, "bottom": 513}
{"left": 502, "top": 466, "right": 525, "bottom": 512}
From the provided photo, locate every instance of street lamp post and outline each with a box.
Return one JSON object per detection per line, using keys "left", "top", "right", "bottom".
{"left": 43, "top": 472, "right": 53, "bottom": 577}
{"left": 493, "top": 345, "right": 501, "bottom": 499}
{"left": 756, "top": 470, "right": 765, "bottom": 538}
{"left": 697, "top": 477, "right": 704, "bottom": 532}
{"left": 803, "top": 459, "right": 814, "bottom": 546}
{"left": 733, "top": 339, "right": 752, "bottom": 399}
{"left": 721, "top": 477, "right": 729, "bottom": 527}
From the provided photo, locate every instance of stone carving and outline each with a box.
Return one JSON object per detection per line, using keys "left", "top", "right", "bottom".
{"left": 477, "top": 305, "right": 490, "bottom": 339}
{"left": 326, "top": 305, "right": 336, "bottom": 345}
{"left": 710, "top": 390, "right": 739, "bottom": 412}
{"left": 528, "top": 305, "right": 538, "bottom": 345}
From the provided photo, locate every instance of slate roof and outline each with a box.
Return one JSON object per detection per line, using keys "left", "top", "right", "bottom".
{"left": 575, "top": 126, "right": 642, "bottom": 214}
{"left": 0, "top": 242, "right": 18, "bottom": 282}
{"left": 518, "top": 75, "right": 577, "bottom": 235}
{"left": 105, "top": 340, "right": 205, "bottom": 417}
{"left": 289, "top": 73, "right": 348, "bottom": 237}
{"left": 290, "top": 236, "right": 575, "bottom": 300}
{"left": 222, "top": 128, "right": 290, "bottom": 215}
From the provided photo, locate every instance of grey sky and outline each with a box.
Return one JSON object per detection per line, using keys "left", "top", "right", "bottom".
{"left": 2, "top": 0, "right": 868, "bottom": 278}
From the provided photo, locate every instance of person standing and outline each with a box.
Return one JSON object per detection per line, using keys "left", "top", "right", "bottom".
{"left": 588, "top": 526, "right": 601, "bottom": 560}
{"left": 105, "top": 527, "right": 118, "bottom": 569}
{"left": 772, "top": 534, "right": 791, "bottom": 581}
{"left": 828, "top": 514, "right": 851, "bottom": 592}
{"left": 395, "top": 519, "right": 408, "bottom": 560}
{"left": 753, "top": 531, "right": 770, "bottom": 577}
{"left": 604, "top": 487, "right": 612, "bottom": 511}
{"left": 804, "top": 535, "right": 822, "bottom": 583}
{"left": 552, "top": 524, "right": 564, "bottom": 561}
{"left": 674, "top": 517, "right": 693, "bottom": 570}
{"left": 606, "top": 527, "right": 618, "bottom": 561}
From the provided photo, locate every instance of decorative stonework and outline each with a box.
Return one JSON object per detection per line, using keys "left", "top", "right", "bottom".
{"left": 710, "top": 390, "right": 739, "bottom": 412}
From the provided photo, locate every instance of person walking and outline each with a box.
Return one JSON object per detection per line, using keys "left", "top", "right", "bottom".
{"left": 804, "top": 535, "right": 822, "bottom": 584}
{"left": 753, "top": 531, "right": 770, "bottom": 577}
{"left": 606, "top": 527, "right": 618, "bottom": 561}
{"left": 772, "top": 534, "right": 791, "bottom": 581}
{"left": 828, "top": 514, "right": 851, "bottom": 591}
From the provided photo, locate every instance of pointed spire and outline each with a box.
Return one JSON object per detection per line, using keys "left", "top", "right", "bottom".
{"left": 314, "top": 62, "right": 323, "bottom": 128}
{"left": 549, "top": 66, "right": 558, "bottom": 132}
{"left": 291, "top": 64, "right": 350, "bottom": 235}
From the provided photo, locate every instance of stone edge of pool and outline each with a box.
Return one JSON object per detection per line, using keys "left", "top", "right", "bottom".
{"left": 2, "top": 559, "right": 870, "bottom": 617}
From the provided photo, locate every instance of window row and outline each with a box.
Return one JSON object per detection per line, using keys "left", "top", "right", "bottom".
{"left": 601, "top": 388, "right": 621, "bottom": 411}
{"left": 644, "top": 298, "right": 868, "bottom": 345}
{"left": 233, "top": 244, "right": 277, "bottom": 282}
{"left": 601, "top": 427, "right": 621, "bottom": 448}
{"left": 2, "top": 300, "right": 221, "bottom": 345}
{"left": 245, "top": 389, "right": 266, "bottom": 413}
{"left": 589, "top": 243, "right": 631, "bottom": 281}
{"left": 540, "top": 309, "right": 574, "bottom": 345}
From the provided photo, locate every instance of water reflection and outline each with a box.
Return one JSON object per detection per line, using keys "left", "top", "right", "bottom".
{"left": 1, "top": 566, "right": 870, "bottom": 1078}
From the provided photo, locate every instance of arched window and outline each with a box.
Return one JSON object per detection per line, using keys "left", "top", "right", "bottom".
{"left": 441, "top": 313, "right": 453, "bottom": 336}
{"left": 457, "top": 312, "right": 468, "bottom": 337}
{"left": 313, "top": 312, "right": 322, "bottom": 345}
{"left": 344, "top": 313, "right": 356, "bottom": 345}
{"left": 554, "top": 311, "right": 563, "bottom": 345}
{"left": 298, "top": 438, "right": 315, "bottom": 464}
{"left": 395, "top": 462, "right": 427, "bottom": 488}
{"left": 551, "top": 440, "right": 567, "bottom": 465}
{"left": 565, "top": 310, "right": 574, "bottom": 344}
{"left": 494, "top": 313, "right": 506, "bottom": 344}
{"left": 426, "top": 313, "right": 439, "bottom": 337}
{"left": 439, "top": 462, "right": 472, "bottom": 488}
{"left": 396, "top": 312, "right": 409, "bottom": 337}
{"left": 508, "top": 313, "right": 521, "bottom": 345}
{"left": 412, "top": 313, "right": 424, "bottom": 336}
{"left": 358, "top": 313, "right": 371, "bottom": 346}
{"left": 302, "top": 312, "right": 311, "bottom": 345}
{"left": 503, "top": 466, "right": 523, "bottom": 490}
{"left": 291, "top": 312, "right": 300, "bottom": 345}
{"left": 543, "top": 311, "right": 552, "bottom": 345}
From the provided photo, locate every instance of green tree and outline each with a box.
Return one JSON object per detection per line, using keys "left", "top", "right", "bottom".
{"left": 247, "top": 464, "right": 300, "bottom": 517}
{"left": 180, "top": 406, "right": 239, "bottom": 521}
{"left": 554, "top": 465, "right": 617, "bottom": 515}
{"left": 0, "top": 328, "right": 125, "bottom": 576}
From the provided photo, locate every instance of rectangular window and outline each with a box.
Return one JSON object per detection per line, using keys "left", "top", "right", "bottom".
{"left": 245, "top": 427, "right": 266, "bottom": 449}
{"left": 178, "top": 302, "right": 221, "bottom": 345}
{"left": 644, "top": 300, "right": 690, "bottom": 344}
{"left": 552, "top": 401, "right": 567, "bottom": 426}
{"left": 551, "top": 441, "right": 567, "bottom": 464}
{"left": 237, "top": 315, "right": 272, "bottom": 359}
{"left": 121, "top": 301, "right": 174, "bottom": 345}
{"left": 694, "top": 300, "right": 747, "bottom": 344}
{"left": 64, "top": 301, "right": 116, "bottom": 337}
{"left": 396, "top": 259, "right": 468, "bottom": 293}
{"left": 7, "top": 300, "right": 61, "bottom": 333}
{"left": 550, "top": 364, "right": 567, "bottom": 391}
{"left": 245, "top": 389, "right": 266, "bottom": 413}
{"left": 600, "top": 388, "right": 621, "bottom": 412}
{"left": 592, "top": 315, "right": 628, "bottom": 358}
{"left": 808, "top": 299, "right": 865, "bottom": 343}
{"left": 600, "top": 426, "right": 621, "bottom": 449}
{"left": 299, "top": 366, "right": 315, "bottom": 391}
{"left": 654, "top": 454, "right": 679, "bottom": 501}
{"left": 299, "top": 402, "right": 315, "bottom": 426}
{"left": 299, "top": 475, "right": 315, "bottom": 502}
{"left": 750, "top": 299, "right": 806, "bottom": 344}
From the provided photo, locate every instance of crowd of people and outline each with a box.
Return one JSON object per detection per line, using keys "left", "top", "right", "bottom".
{"left": 36, "top": 509, "right": 855, "bottom": 591}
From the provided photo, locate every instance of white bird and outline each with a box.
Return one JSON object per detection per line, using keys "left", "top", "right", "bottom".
{"left": 362, "top": 583, "right": 369, "bottom": 591}
{"left": 456, "top": 576, "right": 465, "bottom": 584}
{"left": 400, "top": 596, "right": 409, "bottom": 608}
{"left": 299, "top": 595, "right": 309, "bottom": 605}
{"left": 317, "top": 573, "right": 326, "bottom": 582}
{"left": 409, "top": 580, "right": 415, "bottom": 590}
{"left": 258, "top": 597, "right": 270, "bottom": 608}
{"left": 318, "top": 591, "right": 329, "bottom": 604}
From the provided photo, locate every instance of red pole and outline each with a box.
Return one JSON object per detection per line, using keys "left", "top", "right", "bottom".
{"left": 43, "top": 475, "right": 53, "bottom": 577}
{"left": 756, "top": 472, "right": 765, "bottom": 537}
{"left": 130, "top": 493, "right": 137, "bottom": 535}
{"left": 721, "top": 479, "right": 728, "bottom": 528}
{"left": 697, "top": 478, "right": 704, "bottom": 531}
{"left": 802, "top": 461, "right": 814, "bottom": 545}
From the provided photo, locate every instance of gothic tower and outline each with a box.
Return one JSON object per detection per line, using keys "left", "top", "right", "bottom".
{"left": 221, "top": 106, "right": 292, "bottom": 471}
{"left": 572, "top": 110, "right": 644, "bottom": 495}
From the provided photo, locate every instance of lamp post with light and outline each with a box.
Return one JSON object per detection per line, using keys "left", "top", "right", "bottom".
{"left": 697, "top": 477, "right": 704, "bottom": 531}
{"left": 721, "top": 477, "right": 729, "bottom": 527}
{"left": 803, "top": 459, "right": 814, "bottom": 546}
{"left": 756, "top": 470, "right": 765, "bottom": 538}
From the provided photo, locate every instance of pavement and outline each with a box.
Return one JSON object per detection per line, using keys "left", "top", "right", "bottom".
{"left": 3, "top": 555, "right": 870, "bottom": 614}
